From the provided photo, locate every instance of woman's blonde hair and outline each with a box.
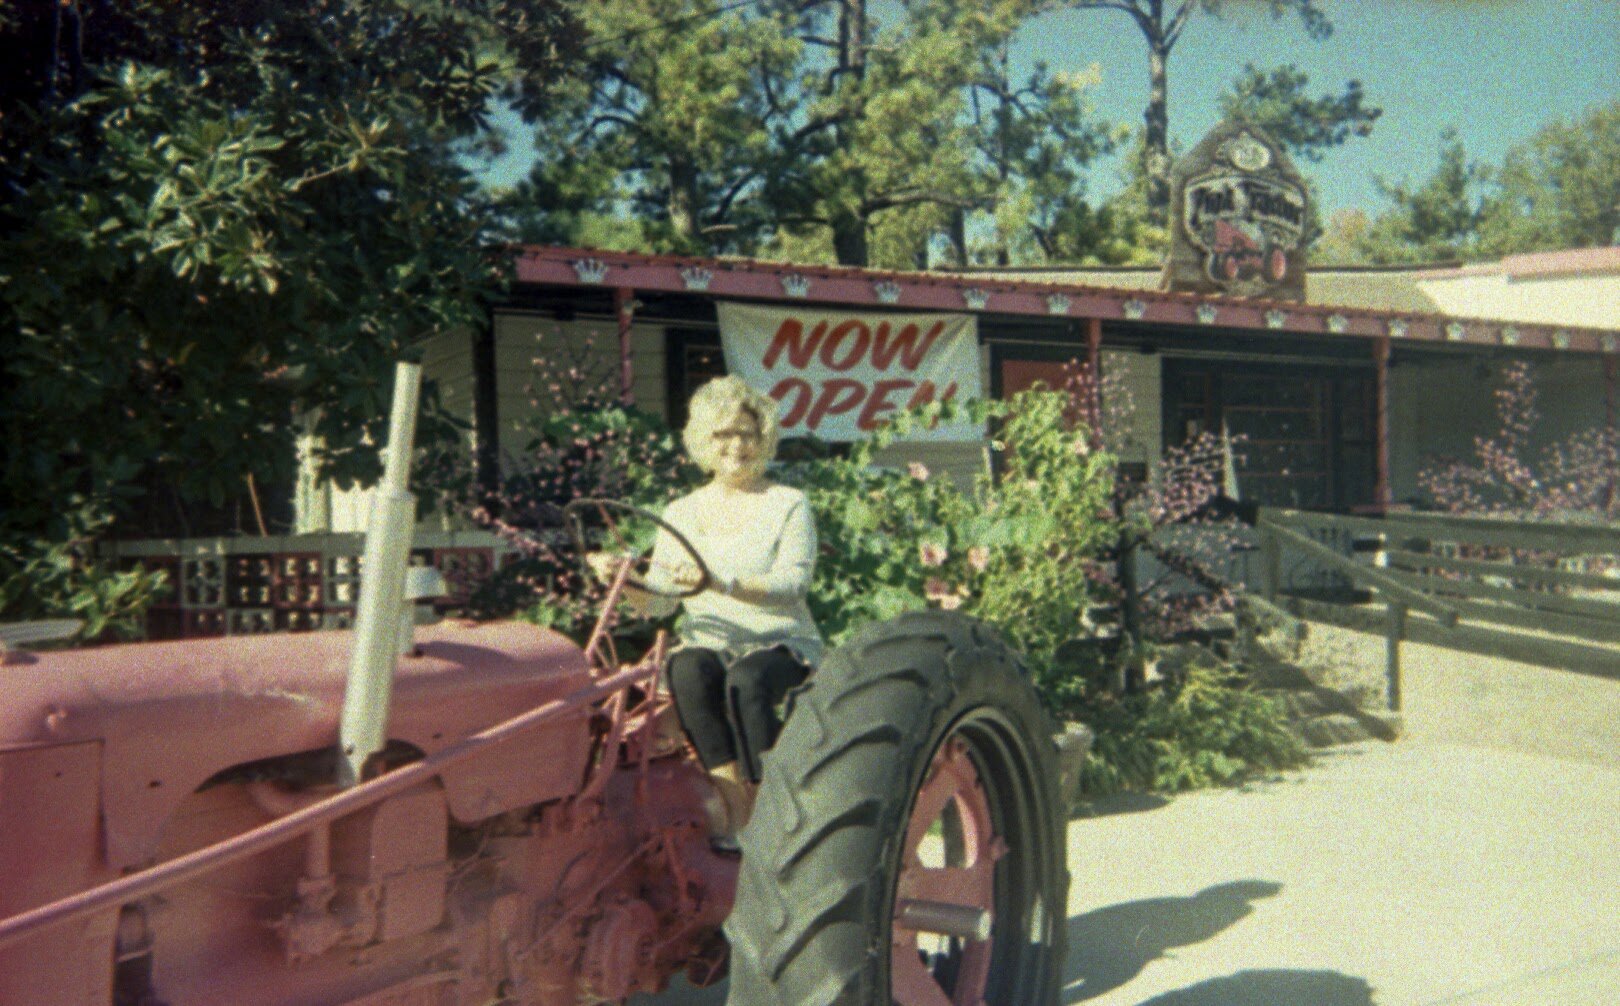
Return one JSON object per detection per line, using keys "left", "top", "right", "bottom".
{"left": 682, "top": 376, "right": 780, "bottom": 474}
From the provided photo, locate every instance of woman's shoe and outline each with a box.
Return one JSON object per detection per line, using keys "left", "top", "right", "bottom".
{"left": 704, "top": 761, "right": 754, "bottom": 849}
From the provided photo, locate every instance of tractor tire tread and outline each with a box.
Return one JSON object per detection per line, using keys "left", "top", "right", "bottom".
{"left": 724, "top": 611, "right": 1063, "bottom": 1006}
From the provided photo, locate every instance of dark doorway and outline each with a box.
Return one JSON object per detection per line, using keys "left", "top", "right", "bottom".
{"left": 1163, "top": 360, "right": 1375, "bottom": 512}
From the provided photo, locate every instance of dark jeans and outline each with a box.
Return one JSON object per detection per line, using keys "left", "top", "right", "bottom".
{"left": 666, "top": 646, "right": 810, "bottom": 782}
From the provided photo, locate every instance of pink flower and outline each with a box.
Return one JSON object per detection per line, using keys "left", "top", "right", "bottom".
{"left": 924, "top": 578, "right": 961, "bottom": 609}
{"left": 919, "top": 542, "right": 947, "bottom": 567}
{"left": 908, "top": 462, "right": 930, "bottom": 481}
{"left": 966, "top": 545, "right": 989, "bottom": 572}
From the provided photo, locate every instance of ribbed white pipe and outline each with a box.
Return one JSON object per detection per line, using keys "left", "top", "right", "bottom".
{"left": 338, "top": 362, "right": 421, "bottom": 786}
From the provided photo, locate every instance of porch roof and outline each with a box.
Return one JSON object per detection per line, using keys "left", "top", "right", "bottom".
{"left": 512, "top": 245, "right": 1620, "bottom": 356}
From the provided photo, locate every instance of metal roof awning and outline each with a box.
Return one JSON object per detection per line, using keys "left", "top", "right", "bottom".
{"left": 512, "top": 245, "right": 1620, "bottom": 356}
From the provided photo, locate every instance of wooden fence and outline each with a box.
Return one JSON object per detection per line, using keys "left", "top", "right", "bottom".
{"left": 102, "top": 532, "right": 521, "bottom": 640}
{"left": 1255, "top": 509, "right": 1620, "bottom": 709}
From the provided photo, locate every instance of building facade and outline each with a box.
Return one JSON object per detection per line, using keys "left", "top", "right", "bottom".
{"left": 300, "top": 244, "right": 1620, "bottom": 532}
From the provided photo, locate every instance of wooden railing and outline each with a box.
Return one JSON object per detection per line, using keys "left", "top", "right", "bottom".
{"left": 1255, "top": 509, "right": 1620, "bottom": 709}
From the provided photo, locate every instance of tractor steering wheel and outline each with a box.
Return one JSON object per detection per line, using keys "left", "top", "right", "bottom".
{"left": 564, "top": 498, "right": 713, "bottom": 600}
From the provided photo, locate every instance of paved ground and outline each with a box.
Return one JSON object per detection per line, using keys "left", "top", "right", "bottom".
{"left": 1063, "top": 740, "right": 1620, "bottom": 1006}
{"left": 639, "top": 632, "right": 1620, "bottom": 1005}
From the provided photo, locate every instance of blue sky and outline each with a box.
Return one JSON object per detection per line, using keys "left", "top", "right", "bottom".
{"left": 1016, "top": 0, "right": 1620, "bottom": 216}
{"left": 483, "top": 0, "right": 1620, "bottom": 220}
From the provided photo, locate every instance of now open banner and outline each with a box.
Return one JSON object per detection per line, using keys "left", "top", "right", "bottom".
{"left": 717, "top": 302, "right": 983, "bottom": 442}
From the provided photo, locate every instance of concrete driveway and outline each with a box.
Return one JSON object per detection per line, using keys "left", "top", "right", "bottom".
{"left": 639, "top": 634, "right": 1620, "bottom": 1005}
{"left": 1063, "top": 740, "right": 1620, "bottom": 1005}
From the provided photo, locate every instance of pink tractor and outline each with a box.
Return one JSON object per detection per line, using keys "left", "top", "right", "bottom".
{"left": 0, "top": 363, "right": 1078, "bottom": 1005}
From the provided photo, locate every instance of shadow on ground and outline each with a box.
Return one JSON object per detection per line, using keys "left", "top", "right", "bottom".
{"left": 1131, "top": 969, "right": 1376, "bottom": 1005}
{"left": 1072, "top": 792, "right": 1172, "bottom": 820}
{"left": 1063, "top": 880, "right": 1282, "bottom": 1003}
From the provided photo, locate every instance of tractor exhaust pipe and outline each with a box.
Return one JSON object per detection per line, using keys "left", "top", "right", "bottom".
{"left": 338, "top": 361, "right": 422, "bottom": 786}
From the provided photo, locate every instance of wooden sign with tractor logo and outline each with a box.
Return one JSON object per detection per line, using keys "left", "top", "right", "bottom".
{"left": 1166, "top": 121, "right": 1309, "bottom": 302}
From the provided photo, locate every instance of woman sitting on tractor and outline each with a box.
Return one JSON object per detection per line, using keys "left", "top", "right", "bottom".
{"left": 592, "top": 376, "right": 822, "bottom": 845}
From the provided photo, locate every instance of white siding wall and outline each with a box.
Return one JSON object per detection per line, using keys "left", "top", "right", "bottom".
{"left": 1102, "top": 349, "right": 1162, "bottom": 473}
{"left": 492, "top": 311, "right": 668, "bottom": 470}
{"left": 1535, "top": 356, "right": 1608, "bottom": 444}
{"left": 300, "top": 329, "right": 479, "bottom": 534}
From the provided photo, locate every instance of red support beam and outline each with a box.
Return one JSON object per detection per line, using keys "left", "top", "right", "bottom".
{"left": 614, "top": 286, "right": 636, "bottom": 404}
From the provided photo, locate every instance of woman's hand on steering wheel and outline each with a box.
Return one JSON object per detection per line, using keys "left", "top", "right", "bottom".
{"left": 566, "top": 498, "right": 712, "bottom": 599}
{"left": 586, "top": 551, "right": 702, "bottom": 591}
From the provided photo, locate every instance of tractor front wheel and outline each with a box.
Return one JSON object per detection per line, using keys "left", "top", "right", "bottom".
{"left": 724, "top": 611, "right": 1068, "bottom": 1005}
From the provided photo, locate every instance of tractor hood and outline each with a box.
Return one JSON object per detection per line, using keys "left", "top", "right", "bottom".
{"left": 1, "top": 620, "right": 595, "bottom": 867}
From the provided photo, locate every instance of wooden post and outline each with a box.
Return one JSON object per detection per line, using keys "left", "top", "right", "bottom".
{"left": 1260, "top": 526, "right": 1281, "bottom": 600}
{"left": 1384, "top": 602, "right": 1406, "bottom": 712}
{"left": 1605, "top": 356, "right": 1618, "bottom": 512}
{"left": 1374, "top": 336, "right": 1392, "bottom": 514}
{"left": 614, "top": 286, "right": 636, "bottom": 405}
{"left": 1119, "top": 534, "right": 1143, "bottom": 693}
{"left": 1608, "top": 355, "right": 1619, "bottom": 430}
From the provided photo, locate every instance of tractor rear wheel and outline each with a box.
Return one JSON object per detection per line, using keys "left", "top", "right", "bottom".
{"left": 724, "top": 611, "right": 1068, "bottom": 1005}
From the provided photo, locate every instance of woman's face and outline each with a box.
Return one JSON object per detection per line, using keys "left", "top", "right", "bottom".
{"left": 709, "top": 408, "right": 765, "bottom": 486}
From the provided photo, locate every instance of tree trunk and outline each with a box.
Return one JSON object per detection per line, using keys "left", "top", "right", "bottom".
{"left": 949, "top": 207, "right": 968, "bottom": 267}
{"left": 1144, "top": 39, "right": 1171, "bottom": 221}
{"left": 667, "top": 155, "right": 700, "bottom": 251}
{"left": 832, "top": 212, "right": 868, "bottom": 266}
{"left": 832, "top": 0, "right": 869, "bottom": 266}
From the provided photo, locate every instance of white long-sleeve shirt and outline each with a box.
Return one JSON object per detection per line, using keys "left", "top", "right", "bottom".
{"left": 649, "top": 482, "right": 824, "bottom": 665}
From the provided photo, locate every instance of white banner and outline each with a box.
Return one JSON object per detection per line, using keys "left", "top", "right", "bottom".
{"left": 717, "top": 302, "right": 982, "bottom": 442}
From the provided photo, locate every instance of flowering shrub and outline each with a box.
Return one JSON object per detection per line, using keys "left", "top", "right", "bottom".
{"left": 1038, "top": 360, "right": 1247, "bottom": 647}
{"left": 473, "top": 360, "right": 1301, "bottom": 793}
{"left": 775, "top": 407, "right": 982, "bottom": 646}
{"left": 466, "top": 330, "right": 700, "bottom": 635}
{"left": 1420, "top": 361, "right": 1619, "bottom": 520}
{"left": 778, "top": 391, "right": 1117, "bottom": 694}
{"left": 784, "top": 389, "right": 1297, "bottom": 788}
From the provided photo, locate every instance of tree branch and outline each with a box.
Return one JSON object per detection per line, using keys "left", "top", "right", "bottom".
{"left": 1164, "top": 0, "right": 1197, "bottom": 49}
{"left": 1067, "top": 0, "right": 1158, "bottom": 38}
{"left": 711, "top": 169, "right": 763, "bottom": 220}
{"left": 1065, "top": 0, "right": 1142, "bottom": 15}
{"left": 864, "top": 189, "right": 982, "bottom": 213}
{"left": 786, "top": 109, "right": 848, "bottom": 144}
{"left": 584, "top": 112, "right": 640, "bottom": 137}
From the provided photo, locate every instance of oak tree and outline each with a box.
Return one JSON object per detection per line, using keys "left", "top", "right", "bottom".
{"left": 0, "top": 0, "right": 579, "bottom": 619}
